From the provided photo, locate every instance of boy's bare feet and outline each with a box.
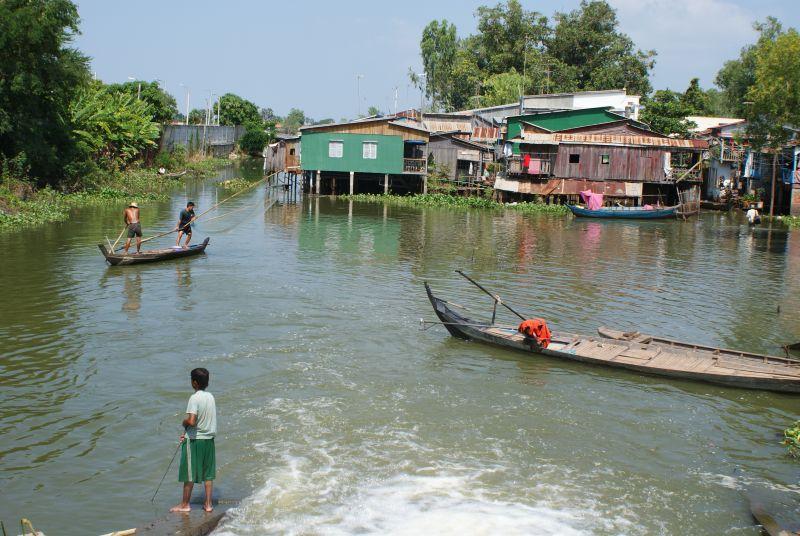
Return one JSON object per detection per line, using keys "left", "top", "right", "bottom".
{"left": 170, "top": 504, "right": 191, "bottom": 513}
{"left": 203, "top": 504, "right": 213, "bottom": 513}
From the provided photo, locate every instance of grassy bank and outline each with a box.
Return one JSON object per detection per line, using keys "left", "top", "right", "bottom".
{"left": 339, "top": 193, "right": 571, "bottom": 216}
{"left": 0, "top": 157, "right": 229, "bottom": 231}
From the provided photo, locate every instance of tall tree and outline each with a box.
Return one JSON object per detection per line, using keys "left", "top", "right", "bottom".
{"left": 283, "top": 108, "right": 306, "bottom": 133}
{"left": 105, "top": 80, "right": 178, "bottom": 123}
{"left": 418, "top": 19, "right": 459, "bottom": 110}
{"left": 715, "top": 17, "right": 783, "bottom": 117}
{"left": 0, "top": 0, "right": 90, "bottom": 183}
{"left": 680, "top": 78, "right": 711, "bottom": 115}
{"left": 474, "top": 0, "right": 549, "bottom": 76}
{"left": 639, "top": 90, "right": 696, "bottom": 137}
{"left": 745, "top": 28, "right": 800, "bottom": 216}
{"left": 188, "top": 109, "right": 205, "bottom": 125}
{"left": 549, "top": 1, "right": 655, "bottom": 96}
{"left": 218, "top": 93, "right": 260, "bottom": 126}
{"left": 480, "top": 69, "right": 529, "bottom": 107}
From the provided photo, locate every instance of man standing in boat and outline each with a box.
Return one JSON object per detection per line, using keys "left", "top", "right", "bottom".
{"left": 175, "top": 201, "right": 196, "bottom": 248}
{"left": 123, "top": 202, "right": 142, "bottom": 254}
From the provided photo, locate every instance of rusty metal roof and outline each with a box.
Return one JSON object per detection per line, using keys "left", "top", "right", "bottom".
{"left": 471, "top": 126, "right": 500, "bottom": 142}
{"left": 423, "top": 118, "right": 472, "bottom": 133}
{"left": 517, "top": 132, "right": 708, "bottom": 149}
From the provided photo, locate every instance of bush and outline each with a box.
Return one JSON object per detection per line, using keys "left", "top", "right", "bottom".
{"left": 239, "top": 122, "right": 270, "bottom": 156}
{"left": 154, "top": 146, "right": 187, "bottom": 171}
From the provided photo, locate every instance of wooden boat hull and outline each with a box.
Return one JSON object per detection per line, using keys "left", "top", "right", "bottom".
{"left": 425, "top": 283, "right": 800, "bottom": 393}
{"left": 567, "top": 205, "right": 678, "bottom": 219}
{"left": 98, "top": 238, "right": 210, "bottom": 266}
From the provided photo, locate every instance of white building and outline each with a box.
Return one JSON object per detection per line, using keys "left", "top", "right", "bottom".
{"left": 460, "top": 89, "right": 641, "bottom": 123}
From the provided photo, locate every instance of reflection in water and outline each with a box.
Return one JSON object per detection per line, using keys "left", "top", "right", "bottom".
{"left": 2, "top": 174, "right": 800, "bottom": 535}
{"left": 121, "top": 271, "right": 142, "bottom": 315}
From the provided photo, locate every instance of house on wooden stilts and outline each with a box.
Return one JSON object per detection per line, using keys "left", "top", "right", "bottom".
{"left": 495, "top": 107, "right": 708, "bottom": 206}
{"left": 299, "top": 117, "right": 430, "bottom": 195}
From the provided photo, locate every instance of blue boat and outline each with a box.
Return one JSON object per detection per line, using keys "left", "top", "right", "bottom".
{"left": 567, "top": 205, "right": 679, "bottom": 219}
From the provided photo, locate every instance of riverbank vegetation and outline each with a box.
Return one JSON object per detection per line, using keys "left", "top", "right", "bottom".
{"left": 783, "top": 421, "right": 800, "bottom": 458}
{"left": 0, "top": 0, "right": 237, "bottom": 231}
{"left": 340, "top": 193, "right": 571, "bottom": 216}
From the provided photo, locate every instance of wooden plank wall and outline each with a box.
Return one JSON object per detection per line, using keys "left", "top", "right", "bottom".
{"left": 554, "top": 145, "right": 669, "bottom": 182}
{"left": 305, "top": 122, "right": 427, "bottom": 142}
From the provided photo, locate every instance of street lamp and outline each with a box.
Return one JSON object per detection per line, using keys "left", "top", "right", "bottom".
{"left": 179, "top": 83, "right": 190, "bottom": 125}
{"left": 127, "top": 76, "right": 141, "bottom": 100}
{"left": 356, "top": 74, "right": 364, "bottom": 117}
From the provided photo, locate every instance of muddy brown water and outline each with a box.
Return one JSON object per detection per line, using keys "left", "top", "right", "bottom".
{"left": 1, "top": 161, "right": 799, "bottom": 535}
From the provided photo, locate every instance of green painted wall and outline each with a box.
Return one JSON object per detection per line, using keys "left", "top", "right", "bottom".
{"left": 506, "top": 108, "right": 622, "bottom": 139}
{"left": 301, "top": 132, "right": 404, "bottom": 174}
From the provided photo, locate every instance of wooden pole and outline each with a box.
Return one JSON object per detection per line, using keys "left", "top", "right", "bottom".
{"left": 455, "top": 270, "right": 527, "bottom": 321}
{"left": 109, "top": 225, "right": 128, "bottom": 252}
{"left": 769, "top": 151, "right": 778, "bottom": 218}
{"left": 349, "top": 171, "right": 354, "bottom": 195}
{"left": 384, "top": 174, "right": 389, "bottom": 194}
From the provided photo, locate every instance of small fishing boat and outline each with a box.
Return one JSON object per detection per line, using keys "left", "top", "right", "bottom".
{"left": 425, "top": 281, "right": 800, "bottom": 393}
{"left": 98, "top": 238, "right": 210, "bottom": 266}
{"left": 567, "top": 204, "right": 679, "bottom": 219}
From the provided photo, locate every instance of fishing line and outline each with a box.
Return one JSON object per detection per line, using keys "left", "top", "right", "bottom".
{"left": 151, "top": 439, "right": 183, "bottom": 503}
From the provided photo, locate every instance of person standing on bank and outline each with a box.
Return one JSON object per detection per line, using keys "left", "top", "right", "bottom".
{"left": 175, "top": 201, "right": 196, "bottom": 248}
{"left": 170, "top": 368, "right": 217, "bottom": 513}
{"left": 123, "top": 202, "right": 142, "bottom": 254}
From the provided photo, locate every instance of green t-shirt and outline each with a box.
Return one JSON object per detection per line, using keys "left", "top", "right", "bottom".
{"left": 186, "top": 390, "right": 217, "bottom": 440}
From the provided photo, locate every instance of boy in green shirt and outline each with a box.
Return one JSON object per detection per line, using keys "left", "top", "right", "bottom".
{"left": 170, "top": 367, "right": 217, "bottom": 513}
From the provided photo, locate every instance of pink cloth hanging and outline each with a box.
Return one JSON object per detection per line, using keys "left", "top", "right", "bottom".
{"left": 580, "top": 190, "right": 604, "bottom": 210}
{"left": 528, "top": 159, "right": 541, "bottom": 174}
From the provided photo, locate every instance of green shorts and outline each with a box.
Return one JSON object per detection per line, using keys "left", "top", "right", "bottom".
{"left": 178, "top": 438, "right": 216, "bottom": 483}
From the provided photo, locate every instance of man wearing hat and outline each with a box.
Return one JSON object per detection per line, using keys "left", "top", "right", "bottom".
{"left": 175, "top": 201, "right": 196, "bottom": 248}
{"left": 123, "top": 202, "right": 142, "bottom": 254}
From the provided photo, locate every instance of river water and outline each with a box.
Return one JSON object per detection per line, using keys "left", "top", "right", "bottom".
{"left": 1, "top": 161, "right": 799, "bottom": 535}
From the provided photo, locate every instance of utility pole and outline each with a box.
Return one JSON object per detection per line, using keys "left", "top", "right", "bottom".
{"left": 393, "top": 86, "right": 399, "bottom": 116}
{"left": 180, "top": 83, "right": 190, "bottom": 125}
{"left": 127, "top": 76, "right": 140, "bottom": 100}
{"left": 216, "top": 96, "right": 221, "bottom": 126}
{"left": 356, "top": 74, "right": 364, "bottom": 117}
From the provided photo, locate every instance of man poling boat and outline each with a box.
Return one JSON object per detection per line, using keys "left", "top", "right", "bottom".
{"left": 424, "top": 272, "right": 800, "bottom": 393}
{"left": 97, "top": 172, "right": 279, "bottom": 266}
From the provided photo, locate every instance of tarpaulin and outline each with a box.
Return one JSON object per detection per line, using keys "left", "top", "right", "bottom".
{"left": 580, "top": 190, "right": 604, "bottom": 210}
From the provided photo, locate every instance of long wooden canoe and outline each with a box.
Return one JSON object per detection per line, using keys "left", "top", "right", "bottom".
{"left": 98, "top": 238, "right": 210, "bottom": 266}
{"left": 425, "top": 283, "right": 800, "bottom": 393}
{"left": 567, "top": 204, "right": 679, "bottom": 219}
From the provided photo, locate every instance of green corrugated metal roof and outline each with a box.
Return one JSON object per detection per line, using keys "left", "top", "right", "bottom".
{"left": 505, "top": 107, "right": 642, "bottom": 140}
{"left": 518, "top": 107, "right": 620, "bottom": 131}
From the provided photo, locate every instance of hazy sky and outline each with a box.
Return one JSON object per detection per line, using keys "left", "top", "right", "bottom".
{"left": 73, "top": 0, "right": 799, "bottom": 120}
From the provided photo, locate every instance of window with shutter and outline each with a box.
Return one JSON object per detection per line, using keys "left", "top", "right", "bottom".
{"left": 328, "top": 141, "right": 343, "bottom": 158}
{"left": 362, "top": 142, "right": 377, "bottom": 160}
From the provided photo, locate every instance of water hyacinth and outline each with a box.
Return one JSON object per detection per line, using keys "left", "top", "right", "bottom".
{"left": 783, "top": 421, "right": 800, "bottom": 458}
{"left": 339, "top": 193, "right": 571, "bottom": 215}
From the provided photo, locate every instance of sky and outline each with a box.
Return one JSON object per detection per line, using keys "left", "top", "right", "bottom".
{"left": 73, "top": 0, "right": 799, "bottom": 121}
